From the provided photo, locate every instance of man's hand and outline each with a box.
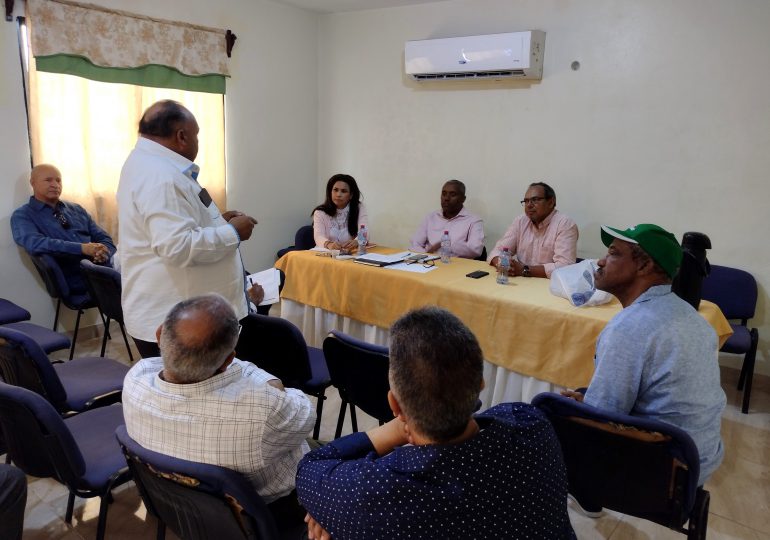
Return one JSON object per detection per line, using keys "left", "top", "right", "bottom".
{"left": 247, "top": 283, "right": 265, "bottom": 305}
{"left": 509, "top": 259, "right": 524, "bottom": 277}
{"left": 305, "top": 513, "right": 331, "bottom": 540}
{"left": 222, "top": 210, "right": 244, "bottom": 222}
{"left": 426, "top": 241, "right": 441, "bottom": 253}
{"left": 367, "top": 417, "right": 409, "bottom": 456}
{"left": 561, "top": 389, "right": 585, "bottom": 402}
{"left": 229, "top": 215, "right": 258, "bottom": 240}
{"left": 82, "top": 242, "right": 110, "bottom": 264}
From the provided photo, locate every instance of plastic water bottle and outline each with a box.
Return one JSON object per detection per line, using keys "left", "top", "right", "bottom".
{"left": 440, "top": 230, "right": 451, "bottom": 263}
{"left": 357, "top": 225, "right": 368, "bottom": 255}
{"left": 497, "top": 248, "right": 510, "bottom": 285}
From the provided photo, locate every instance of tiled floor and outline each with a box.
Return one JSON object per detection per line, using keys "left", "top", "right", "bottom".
{"left": 12, "top": 323, "right": 770, "bottom": 539}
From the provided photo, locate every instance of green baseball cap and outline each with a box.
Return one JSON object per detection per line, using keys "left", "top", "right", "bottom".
{"left": 600, "top": 224, "right": 683, "bottom": 278}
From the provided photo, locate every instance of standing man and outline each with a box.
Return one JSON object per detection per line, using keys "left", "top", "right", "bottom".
{"left": 409, "top": 180, "right": 485, "bottom": 259}
{"left": 12, "top": 164, "right": 115, "bottom": 295}
{"left": 117, "top": 100, "right": 257, "bottom": 358}
{"left": 564, "top": 224, "right": 725, "bottom": 496}
{"left": 488, "top": 182, "right": 577, "bottom": 278}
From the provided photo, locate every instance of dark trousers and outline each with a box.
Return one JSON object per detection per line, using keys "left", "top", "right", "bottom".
{"left": 0, "top": 465, "right": 27, "bottom": 540}
{"left": 267, "top": 489, "right": 306, "bottom": 532}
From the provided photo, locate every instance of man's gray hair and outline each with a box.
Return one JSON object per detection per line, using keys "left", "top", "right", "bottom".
{"left": 159, "top": 294, "right": 240, "bottom": 383}
{"left": 389, "top": 306, "right": 483, "bottom": 442}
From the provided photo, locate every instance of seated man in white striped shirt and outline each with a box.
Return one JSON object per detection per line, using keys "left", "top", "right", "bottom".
{"left": 122, "top": 293, "right": 315, "bottom": 527}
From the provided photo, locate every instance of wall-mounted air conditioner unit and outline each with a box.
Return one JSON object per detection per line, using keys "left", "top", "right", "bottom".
{"left": 405, "top": 31, "right": 545, "bottom": 81}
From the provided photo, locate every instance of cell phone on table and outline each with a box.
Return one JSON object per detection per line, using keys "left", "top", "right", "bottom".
{"left": 466, "top": 270, "right": 489, "bottom": 279}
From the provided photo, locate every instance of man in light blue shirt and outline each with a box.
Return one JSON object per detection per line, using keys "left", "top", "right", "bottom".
{"left": 565, "top": 224, "right": 725, "bottom": 504}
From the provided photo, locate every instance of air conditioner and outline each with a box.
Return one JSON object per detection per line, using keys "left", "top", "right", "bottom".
{"left": 405, "top": 31, "right": 545, "bottom": 81}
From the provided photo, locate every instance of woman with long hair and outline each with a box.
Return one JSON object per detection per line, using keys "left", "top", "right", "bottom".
{"left": 312, "top": 173, "right": 368, "bottom": 251}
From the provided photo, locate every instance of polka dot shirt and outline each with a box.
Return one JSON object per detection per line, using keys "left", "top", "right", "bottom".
{"left": 296, "top": 403, "right": 575, "bottom": 539}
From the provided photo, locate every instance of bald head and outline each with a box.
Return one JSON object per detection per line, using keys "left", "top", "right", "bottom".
{"left": 158, "top": 294, "right": 240, "bottom": 384}
{"left": 139, "top": 100, "right": 199, "bottom": 161}
{"left": 30, "top": 164, "right": 63, "bottom": 206}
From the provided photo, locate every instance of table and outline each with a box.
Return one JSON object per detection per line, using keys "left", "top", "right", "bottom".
{"left": 275, "top": 248, "right": 733, "bottom": 406}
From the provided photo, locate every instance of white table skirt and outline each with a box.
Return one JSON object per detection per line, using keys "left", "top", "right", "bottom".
{"left": 281, "top": 299, "right": 564, "bottom": 409}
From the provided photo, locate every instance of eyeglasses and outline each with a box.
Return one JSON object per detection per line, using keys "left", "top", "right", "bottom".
{"left": 53, "top": 209, "right": 70, "bottom": 229}
{"left": 520, "top": 197, "right": 548, "bottom": 206}
{"left": 422, "top": 259, "right": 436, "bottom": 269}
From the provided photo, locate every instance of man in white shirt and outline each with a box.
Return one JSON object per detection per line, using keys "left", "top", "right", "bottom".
{"left": 117, "top": 100, "right": 258, "bottom": 357}
{"left": 123, "top": 294, "right": 315, "bottom": 527}
{"left": 409, "top": 180, "right": 485, "bottom": 259}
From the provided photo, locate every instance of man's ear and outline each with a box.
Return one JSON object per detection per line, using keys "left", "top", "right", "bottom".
{"left": 217, "top": 351, "right": 236, "bottom": 374}
{"left": 387, "top": 390, "right": 403, "bottom": 420}
{"left": 155, "top": 324, "right": 163, "bottom": 343}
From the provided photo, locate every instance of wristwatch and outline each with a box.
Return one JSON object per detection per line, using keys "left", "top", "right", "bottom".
{"left": 522, "top": 265, "right": 531, "bottom": 277}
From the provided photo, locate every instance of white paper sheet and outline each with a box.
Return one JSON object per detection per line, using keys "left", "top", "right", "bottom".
{"left": 247, "top": 267, "right": 281, "bottom": 306}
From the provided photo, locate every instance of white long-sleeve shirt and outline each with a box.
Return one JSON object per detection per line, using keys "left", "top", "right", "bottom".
{"left": 117, "top": 137, "right": 248, "bottom": 341}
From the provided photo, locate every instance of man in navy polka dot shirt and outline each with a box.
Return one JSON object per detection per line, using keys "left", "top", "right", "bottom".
{"left": 296, "top": 307, "right": 576, "bottom": 539}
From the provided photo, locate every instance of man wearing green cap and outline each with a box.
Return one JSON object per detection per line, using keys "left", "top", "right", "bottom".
{"left": 565, "top": 224, "right": 725, "bottom": 507}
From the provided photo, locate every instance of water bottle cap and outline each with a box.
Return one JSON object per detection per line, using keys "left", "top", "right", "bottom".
{"left": 503, "top": 247, "right": 509, "bottom": 252}
{"left": 444, "top": 230, "right": 449, "bottom": 234}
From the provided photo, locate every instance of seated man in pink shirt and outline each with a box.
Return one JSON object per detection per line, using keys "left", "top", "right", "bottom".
{"left": 409, "top": 180, "right": 485, "bottom": 259}
{"left": 488, "top": 182, "right": 578, "bottom": 278}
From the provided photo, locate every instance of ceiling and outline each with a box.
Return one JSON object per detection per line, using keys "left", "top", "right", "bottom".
{"left": 272, "top": 0, "right": 447, "bottom": 14}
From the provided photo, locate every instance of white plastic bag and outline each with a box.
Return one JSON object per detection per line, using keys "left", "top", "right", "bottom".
{"left": 549, "top": 259, "right": 613, "bottom": 307}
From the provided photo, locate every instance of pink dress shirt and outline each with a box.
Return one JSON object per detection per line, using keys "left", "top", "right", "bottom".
{"left": 409, "top": 207, "right": 485, "bottom": 259}
{"left": 313, "top": 203, "right": 369, "bottom": 247}
{"left": 488, "top": 209, "right": 578, "bottom": 277}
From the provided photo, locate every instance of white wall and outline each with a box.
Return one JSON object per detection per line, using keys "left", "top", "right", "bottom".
{"left": 0, "top": 0, "right": 319, "bottom": 329}
{"left": 317, "top": 0, "right": 770, "bottom": 374}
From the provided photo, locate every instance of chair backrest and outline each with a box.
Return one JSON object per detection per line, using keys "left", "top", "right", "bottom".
{"left": 474, "top": 246, "right": 487, "bottom": 262}
{"left": 701, "top": 264, "right": 758, "bottom": 322}
{"left": 532, "top": 392, "right": 700, "bottom": 529}
{"left": 0, "top": 326, "right": 68, "bottom": 411}
{"left": 0, "top": 298, "right": 31, "bottom": 325}
{"left": 295, "top": 225, "right": 315, "bottom": 250}
{"left": 115, "top": 425, "right": 280, "bottom": 540}
{"left": 322, "top": 331, "right": 392, "bottom": 423}
{"left": 29, "top": 253, "right": 69, "bottom": 300}
{"left": 235, "top": 314, "right": 313, "bottom": 386}
{"left": 0, "top": 381, "right": 86, "bottom": 484}
{"left": 80, "top": 260, "right": 124, "bottom": 322}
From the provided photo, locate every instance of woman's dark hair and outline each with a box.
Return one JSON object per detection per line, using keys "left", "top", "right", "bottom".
{"left": 312, "top": 174, "right": 362, "bottom": 237}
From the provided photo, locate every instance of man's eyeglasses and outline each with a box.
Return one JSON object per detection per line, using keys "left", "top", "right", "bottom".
{"left": 520, "top": 197, "right": 548, "bottom": 206}
{"left": 53, "top": 209, "right": 70, "bottom": 229}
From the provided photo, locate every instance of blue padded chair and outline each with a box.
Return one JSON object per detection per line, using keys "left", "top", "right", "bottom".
{"left": 236, "top": 314, "right": 331, "bottom": 440}
{"left": 532, "top": 392, "right": 710, "bottom": 540}
{"left": 0, "top": 326, "right": 127, "bottom": 415}
{"left": 276, "top": 225, "right": 315, "bottom": 259}
{"left": 29, "top": 253, "right": 99, "bottom": 359}
{"left": 0, "top": 297, "right": 71, "bottom": 354}
{"left": 79, "top": 260, "right": 134, "bottom": 362}
{"left": 115, "top": 425, "right": 282, "bottom": 540}
{"left": 322, "top": 331, "right": 392, "bottom": 439}
{"left": 0, "top": 382, "right": 130, "bottom": 540}
{"left": 701, "top": 264, "right": 759, "bottom": 414}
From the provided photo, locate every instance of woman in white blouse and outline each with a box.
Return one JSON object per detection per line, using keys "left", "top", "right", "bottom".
{"left": 312, "top": 174, "right": 369, "bottom": 251}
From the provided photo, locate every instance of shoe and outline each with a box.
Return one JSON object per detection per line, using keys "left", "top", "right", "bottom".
{"left": 567, "top": 493, "right": 603, "bottom": 518}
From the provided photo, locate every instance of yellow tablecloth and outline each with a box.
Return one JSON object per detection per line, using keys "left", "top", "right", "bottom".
{"left": 276, "top": 248, "right": 733, "bottom": 389}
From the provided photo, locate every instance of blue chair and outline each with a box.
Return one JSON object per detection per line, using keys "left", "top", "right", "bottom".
{"left": 276, "top": 225, "right": 315, "bottom": 259}
{"left": 701, "top": 264, "right": 759, "bottom": 414}
{"left": 532, "top": 392, "right": 710, "bottom": 540}
{"left": 80, "top": 260, "right": 134, "bottom": 362}
{"left": 115, "top": 425, "right": 281, "bottom": 540}
{"left": 0, "top": 297, "right": 71, "bottom": 354}
{"left": 236, "top": 314, "right": 331, "bottom": 440}
{"left": 0, "top": 382, "right": 130, "bottom": 540}
{"left": 29, "top": 253, "right": 100, "bottom": 359}
{"left": 0, "top": 326, "right": 127, "bottom": 415}
{"left": 322, "top": 331, "right": 392, "bottom": 439}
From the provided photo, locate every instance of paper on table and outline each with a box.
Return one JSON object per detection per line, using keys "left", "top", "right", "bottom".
{"left": 247, "top": 267, "right": 281, "bottom": 306}
{"left": 385, "top": 261, "right": 438, "bottom": 273}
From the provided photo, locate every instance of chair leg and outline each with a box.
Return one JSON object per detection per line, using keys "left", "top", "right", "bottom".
{"left": 312, "top": 389, "right": 326, "bottom": 440}
{"left": 96, "top": 494, "right": 111, "bottom": 540}
{"left": 740, "top": 331, "right": 758, "bottom": 414}
{"left": 69, "top": 309, "right": 83, "bottom": 360}
{"left": 156, "top": 518, "right": 166, "bottom": 540}
{"left": 100, "top": 317, "right": 111, "bottom": 357}
{"left": 350, "top": 405, "right": 358, "bottom": 433}
{"left": 335, "top": 401, "right": 348, "bottom": 439}
{"left": 119, "top": 322, "right": 135, "bottom": 363}
{"left": 687, "top": 487, "right": 710, "bottom": 540}
{"left": 65, "top": 491, "right": 76, "bottom": 523}
{"left": 53, "top": 299, "right": 62, "bottom": 331}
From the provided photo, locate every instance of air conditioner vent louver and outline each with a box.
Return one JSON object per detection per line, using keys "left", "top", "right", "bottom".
{"left": 405, "top": 31, "right": 545, "bottom": 82}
